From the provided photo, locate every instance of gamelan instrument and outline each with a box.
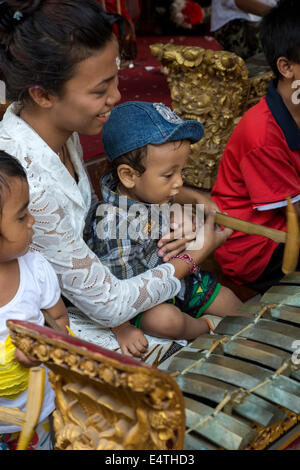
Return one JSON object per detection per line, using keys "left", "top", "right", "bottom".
{"left": 4, "top": 273, "right": 300, "bottom": 450}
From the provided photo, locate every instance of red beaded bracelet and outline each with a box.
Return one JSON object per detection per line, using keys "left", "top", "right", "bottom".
{"left": 169, "top": 253, "right": 198, "bottom": 275}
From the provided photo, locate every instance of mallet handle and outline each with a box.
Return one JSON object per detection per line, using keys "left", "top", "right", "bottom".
{"left": 215, "top": 212, "right": 286, "bottom": 244}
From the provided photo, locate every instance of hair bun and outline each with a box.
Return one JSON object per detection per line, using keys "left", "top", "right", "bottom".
{"left": 0, "top": 0, "right": 42, "bottom": 36}
{"left": 0, "top": 3, "right": 14, "bottom": 34}
{"left": 4, "top": 0, "right": 43, "bottom": 14}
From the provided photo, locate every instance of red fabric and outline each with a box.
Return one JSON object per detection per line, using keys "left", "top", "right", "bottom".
{"left": 0, "top": 429, "right": 39, "bottom": 450}
{"left": 283, "top": 435, "right": 300, "bottom": 450}
{"left": 182, "top": 1, "right": 204, "bottom": 25}
{"left": 211, "top": 96, "right": 300, "bottom": 284}
{"left": 95, "top": 0, "right": 138, "bottom": 45}
{"left": 99, "top": 0, "right": 132, "bottom": 22}
{"left": 100, "top": 0, "right": 142, "bottom": 24}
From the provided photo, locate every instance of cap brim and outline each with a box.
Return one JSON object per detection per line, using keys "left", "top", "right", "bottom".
{"left": 154, "top": 120, "right": 205, "bottom": 145}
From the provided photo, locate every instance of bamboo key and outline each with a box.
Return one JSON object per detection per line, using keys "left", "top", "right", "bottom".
{"left": 0, "top": 368, "right": 46, "bottom": 450}
{"left": 17, "top": 367, "right": 45, "bottom": 450}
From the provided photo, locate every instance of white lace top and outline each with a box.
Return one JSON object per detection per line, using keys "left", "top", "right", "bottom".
{"left": 0, "top": 104, "right": 180, "bottom": 328}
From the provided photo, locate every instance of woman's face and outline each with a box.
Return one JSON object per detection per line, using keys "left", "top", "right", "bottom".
{"left": 50, "top": 37, "right": 121, "bottom": 136}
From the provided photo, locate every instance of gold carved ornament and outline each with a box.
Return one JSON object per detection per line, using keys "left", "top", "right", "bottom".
{"left": 7, "top": 320, "right": 185, "bottom": 451}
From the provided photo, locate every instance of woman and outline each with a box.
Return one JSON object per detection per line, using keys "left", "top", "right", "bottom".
{"left": 0, "top": 0, "right": 231, "bottom": 345}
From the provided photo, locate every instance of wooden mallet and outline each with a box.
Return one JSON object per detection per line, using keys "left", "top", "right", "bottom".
{"left": 214, "top": 196, "right": 300, "bottom": 275}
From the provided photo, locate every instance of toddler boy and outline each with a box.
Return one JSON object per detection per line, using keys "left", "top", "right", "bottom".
{"left": 92, "top": 101, "right": 243, "bottom": 357}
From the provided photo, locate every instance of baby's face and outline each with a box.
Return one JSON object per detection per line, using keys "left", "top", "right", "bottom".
{"left": 0, "top": 177, "right": 34, "bottom": 262}
{"left": 132, "top": 140, "right": 190, "bottom": 205}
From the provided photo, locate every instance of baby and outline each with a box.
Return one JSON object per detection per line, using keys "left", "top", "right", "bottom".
{"left": 92, "top": 101, "right": 243, "bottom": 358}
{"left": 0, "top": 151, "right": 69, "bottom": 450}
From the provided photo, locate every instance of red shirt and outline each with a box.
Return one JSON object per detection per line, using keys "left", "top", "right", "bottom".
{"left": 211, "top": 81, "right": 300, "bottom": 284}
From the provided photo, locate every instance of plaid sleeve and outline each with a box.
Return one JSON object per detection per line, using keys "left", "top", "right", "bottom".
{"left": 97, "top": 237, "right": 147, "bottom": 279}
{"left": 92, "top": 203, "right": 152, "bottom": 280}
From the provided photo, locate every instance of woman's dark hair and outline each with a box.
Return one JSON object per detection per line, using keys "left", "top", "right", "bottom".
{"left": 111, "top": 146, "right": 148, "bottom": 181}
{"left": 260, "top": 0, "right": 300, "bottom": 80}
{"left": 0, "top": 0, "right": 115, "bottom": 101}
{"left": 0, "top": 150, "right": 27, "bottom": 216}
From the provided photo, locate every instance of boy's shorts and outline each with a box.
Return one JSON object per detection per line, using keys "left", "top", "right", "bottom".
{"left": 130, "top": 271, "right": 221, "bottom": 329}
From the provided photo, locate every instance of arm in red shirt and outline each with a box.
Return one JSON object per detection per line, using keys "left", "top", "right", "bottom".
{"left": 240, "top": 146, "right": 300, "bottom": 210}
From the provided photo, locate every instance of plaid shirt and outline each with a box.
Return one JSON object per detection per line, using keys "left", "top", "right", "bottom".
{"left": 90, "top": 175, "right": 218, "bottom": 317}
{"left": 92, "top": 173, "right": 169, "bottom": 280}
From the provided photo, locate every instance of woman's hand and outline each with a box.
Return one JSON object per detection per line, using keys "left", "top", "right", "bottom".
{"left": 191, "top": 210, "right": 233, "bottom": 259}
{"left": 157, "top": 187, "right": 223, "bottom": 261}
{"left": 157, "top": 226, "right": 196, "bottom": 262}
{"left": 157, "top": 196, "right": 222, "bottom": 261}
{"left": 168, "top": 210, "right": 233, "bottom": 279}
{"left": 112, "top": 322, "right": 149, "bottom": 359}
{"left": 187, "top": 210, "right": 233, "bottom": 263}
{"left": 15, "top": 348, "right": 41, "bottom": 368}
{"left": 157, "top": 204, "right": 197, "bottom": 262}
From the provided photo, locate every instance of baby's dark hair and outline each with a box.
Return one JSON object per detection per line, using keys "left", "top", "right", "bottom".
{"left": 260, "top": 0, "right": 300, "bottom": 80}
{"left": 110, "top": 140, "right": 187, "bottom": 180}
{"left": 0, "top": 0, "right": 115, "bottom": 102}
{"left": 111, "top": 146, "right": 148, "bottom": 180}
{"left": 0, "top": 150, "right": 27, "bottom": 216}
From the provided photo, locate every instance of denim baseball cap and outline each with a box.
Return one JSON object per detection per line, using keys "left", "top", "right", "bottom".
{"left": 102, "top": 101, "right": 204, "bottom": 161}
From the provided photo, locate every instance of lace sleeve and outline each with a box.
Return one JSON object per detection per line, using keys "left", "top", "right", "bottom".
{"left": 29, "top": 182, "right": 180, "bottom": 328}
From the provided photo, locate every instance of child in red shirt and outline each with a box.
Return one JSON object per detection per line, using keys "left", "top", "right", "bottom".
{"left": 211, "top": 0, "right": 300, "bottom": 293}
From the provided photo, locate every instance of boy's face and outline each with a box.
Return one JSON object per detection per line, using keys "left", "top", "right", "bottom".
{"left": 131, "top": 140, "right": 190, "bottom": 204}
{"left": 0, "top": 177, "right": 35, "bottom": 262}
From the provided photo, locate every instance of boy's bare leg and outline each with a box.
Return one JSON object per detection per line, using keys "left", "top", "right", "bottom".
{"left": 140, "top": 303, "right": 210, "bottom": 341}
{"left": 140, "top": 286, "right": 250, "bottom": 344}
{"left": 205, "top": 286, "right": 251, "bottom": 317}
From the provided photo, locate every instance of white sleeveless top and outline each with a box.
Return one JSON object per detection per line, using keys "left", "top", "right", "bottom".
{"left": 0, "top": 252, "right": 58, "bottom": 433}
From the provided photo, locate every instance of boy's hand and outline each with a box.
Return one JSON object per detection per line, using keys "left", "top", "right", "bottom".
{"left": 186, "top": 210, "right": 233, "bottom": 264}
{"left": 173, "top": 185, "right": 220, "bottom": 216}
{"left": 191, "top": 191, "right": 220, "bottom": 217}
{"left": 158, "top": 205, "right": 196, "bottom": 261}
{"left": 15, "top": 348, "right": 41, "bottom": 368}
{"left": 113, "top": 323, "right": 148, "bottom": 359}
